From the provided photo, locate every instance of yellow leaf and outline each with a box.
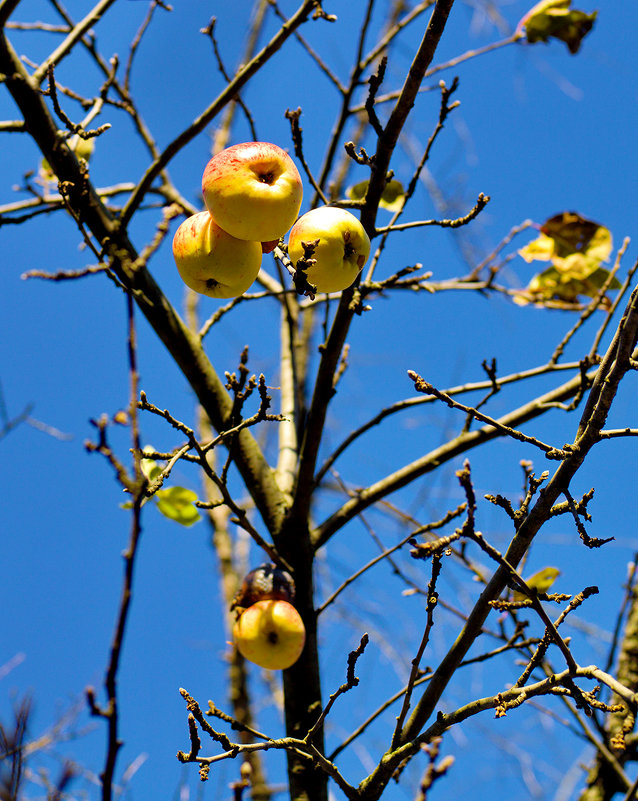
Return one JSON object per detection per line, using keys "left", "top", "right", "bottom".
{"left": 517, "top": 0, "right": 597, "bottom": 54}
{"left": 517, "top": 213, "right": 616, "bottom": 308}
{"left": 379, "top": 179, "right": 406, "bottom": 212}
{"left": 518, "top": 233, "right": 555, "bottom": 263}
{"left": 513, "top": 566, "right": 560, "bottom": 601}
{"left": 346, "top": 180, "right": 368, "bottom": 202}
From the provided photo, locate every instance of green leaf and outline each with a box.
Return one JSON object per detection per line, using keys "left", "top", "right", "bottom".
{"left": 141, "top": 459, "right": 162, "bottom": 482}
{"left": 513, "top": 566, "right": 560, "bottom": 601}
{"left": 140, "top": 447, "right": 163, "bottom": 482}
{"left": 346, "top": 180, "right": 368, "bottom": 202}
{"left": 518, "top": 0, "right": 597, "bottom": 54}
{"left": 346, "top": 179, "right": 406, "bottom": 212}
{"left": 155, "top": 486, "right": 201, "bottom": 527}
{"left": 379, "top": 180, "right": 406, "bottom": 212}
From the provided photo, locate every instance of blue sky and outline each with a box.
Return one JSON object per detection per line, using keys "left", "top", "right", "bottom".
{"left": 2, "top": 1, "right": 638, "bottom": 799}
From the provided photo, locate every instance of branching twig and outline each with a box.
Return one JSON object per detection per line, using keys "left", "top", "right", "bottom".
{"left": 305, "top": 634, "right": 369, "bottom": 743}
{"left": 408, "top": 370, "right": 568, "bottom": 459}
{"left": 285, "top": 107, "right": 328, "bottom": 204}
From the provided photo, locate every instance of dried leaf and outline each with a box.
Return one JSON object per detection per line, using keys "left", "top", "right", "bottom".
{"left": 518, "top": 0, "right": 597, "bottom": 54}
{"left": 540, "top": 212, "right": 612, "bottom": 263}
{"left": 518, "top": 233, "right": 555, "bottom": 263}
{"left": 516, "top": 212, "right": 617, "bottom": 308}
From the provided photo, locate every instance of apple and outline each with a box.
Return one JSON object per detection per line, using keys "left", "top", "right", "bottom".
{"left": 287, "top": 206, "right": 371, "bottom": 293}
{"left": 233, "top": 599, "right": 306, "bottom": 670}
{"left": 172, "top": 211, "right": 262, "bottom": 299}
{"left": 261, "top": 239, "right": 280, "bottom": 254}
{"left": 202, "top": 142, "right": 303, "bottom": 243}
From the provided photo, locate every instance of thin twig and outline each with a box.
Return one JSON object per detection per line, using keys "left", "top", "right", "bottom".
{"left": 408, "top": 370, "right": 567, "bottom": 459}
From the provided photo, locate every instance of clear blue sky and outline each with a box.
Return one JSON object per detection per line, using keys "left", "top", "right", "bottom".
{"left": 2, "top": 1, "right": 637, "bottom": 799}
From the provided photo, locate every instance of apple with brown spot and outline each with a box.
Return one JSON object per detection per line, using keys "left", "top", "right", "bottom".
{"left": 233, "top": 599, "right": 306, "bottom": 670}
{"left": 287, "top": 206, "right": 371, "bottom": 294}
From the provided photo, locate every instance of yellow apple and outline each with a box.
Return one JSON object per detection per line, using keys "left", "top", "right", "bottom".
{"left": 287, "top": 206, "right": 371, "bottom": 293}
{"left": 172, "top": 211, "right": 262, "bottom": 298}
{"left": 233, "top": 600, "right": 306, "bottom": 670}
{"left": 201, "top": 142, "right": 303, "bottom": 242}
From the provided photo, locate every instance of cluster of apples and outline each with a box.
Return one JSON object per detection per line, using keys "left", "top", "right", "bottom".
{"left": 231, "top": 563, "right": 306, "bottom": 670}
{"left": 172, "top": 141, "right": 371, "bottom": 298}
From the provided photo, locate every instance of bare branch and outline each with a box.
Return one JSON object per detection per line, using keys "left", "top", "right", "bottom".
{"left": 120, "top": 0, "right": 323, "bottom": 225}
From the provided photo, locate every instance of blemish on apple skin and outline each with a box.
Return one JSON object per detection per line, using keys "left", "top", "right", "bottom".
{"left": 344, "top": 241, "right": 356, "bottom": 261}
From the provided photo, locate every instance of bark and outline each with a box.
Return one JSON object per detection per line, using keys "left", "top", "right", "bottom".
{"left": 579, "top": 587, "right": 638, "bottom": 801}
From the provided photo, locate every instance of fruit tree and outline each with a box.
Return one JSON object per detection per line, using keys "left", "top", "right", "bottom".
{"left": 1, "top": 2, "right": 637, "bottom": 801}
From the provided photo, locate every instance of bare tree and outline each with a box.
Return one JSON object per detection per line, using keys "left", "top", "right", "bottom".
{"left": 2, "top": 2, "right": 636, "bottom": 801}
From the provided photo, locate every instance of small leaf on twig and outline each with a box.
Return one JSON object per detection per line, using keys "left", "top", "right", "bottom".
{"left": 155, "top": 486, "right": 201, "bottom": 527}
{"left": 140, "top": 452, "right": 162, "bottom": 482}
{"left": 138, "top": 447, "right": 201, "bottom": 526}
{"left": 512, "top": 566, "right": 560, "bottom": 601}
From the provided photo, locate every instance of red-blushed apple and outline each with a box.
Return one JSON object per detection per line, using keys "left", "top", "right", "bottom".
{"left": 202, "top": 142, "right": 303, "bottom": 243}
{"left": 233, "top": 599, "right": 306, "bottom": 670}
{"left": 172, "top": 211, "right": 262, "bottom": 299}
{"left": 287, "top": 206, "right": 371, "bottom": 293}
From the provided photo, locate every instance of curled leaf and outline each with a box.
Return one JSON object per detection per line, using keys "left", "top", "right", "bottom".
{"left": 540, "top": 212, "right": 612, "bottom": 262}
{"left": 517, "top": 0, "right": 597, "bottom": 54}
{"left": 516, "top": 212, "right": 618, "bottom": 308}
